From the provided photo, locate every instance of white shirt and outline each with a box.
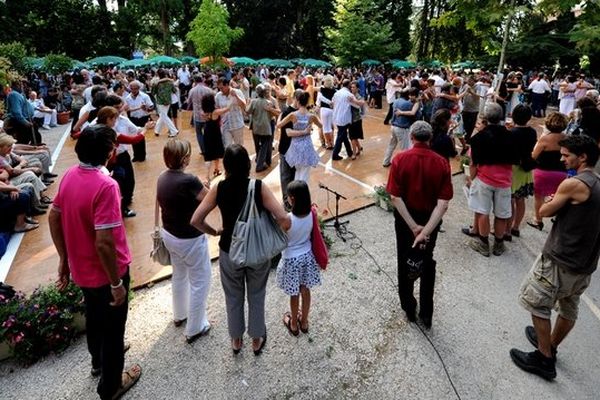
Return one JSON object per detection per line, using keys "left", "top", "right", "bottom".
{"left": 83, "top": 86, "right": 94, "bottom": 104}
{"left": 177, "top": 68, "right": 191, "bottom": 86}
{"left": 385, "top": 79, "right": 402, "bottom": 103}
{"left": 528, "top": 79, "right": 551, "bottom": 94}
{"left": 332, "top": 87, "right": 353, "bottom": 126}
{"left": 215, "top": 88, "right": 246, "bottom": 131}
{"left": 29, "top": 98, "right": 47, "bottom": 118}
{"left": 431, "top": 75, "right": 445, "bottom": 94}
{"left": 90, "top": 115, "right": 140, "bottom": 154}
{"left": 125, "top": 91, "right": 153, "bottom": 119}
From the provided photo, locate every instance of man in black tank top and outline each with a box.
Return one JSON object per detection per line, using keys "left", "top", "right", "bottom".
{"left": 511, "top": 135, "right": 600, "bottom": 381}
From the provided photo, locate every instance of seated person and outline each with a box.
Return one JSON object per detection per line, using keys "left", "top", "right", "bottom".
{"left": 0, "top": 169, "right": 42, "bottom": 231}
{"left": 28, "top": 91, "right": 57, "bottom": 130}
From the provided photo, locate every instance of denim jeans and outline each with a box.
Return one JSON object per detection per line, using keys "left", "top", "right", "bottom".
{"left": 81, "top": 270, "right": 130, "bottom": 400}
{"left": 195, "top": 121, "right": 206, "bottom": 154}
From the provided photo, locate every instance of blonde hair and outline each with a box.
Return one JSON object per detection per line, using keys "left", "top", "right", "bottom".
{"left": 163, "top": 139, "right": 192, "bottom": 170}
{"left": 0, "top": 133, "right": 17, "bottom": 147}
{"left": 323, "top": 75, "right": 334, "bottom": 88}
{"left": 305, "top": 75, "right": 314, "bottom": 86}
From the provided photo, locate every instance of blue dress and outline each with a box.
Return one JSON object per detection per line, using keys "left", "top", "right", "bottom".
{"left": 284, "top": 112, "right": 320, "bottom": 168}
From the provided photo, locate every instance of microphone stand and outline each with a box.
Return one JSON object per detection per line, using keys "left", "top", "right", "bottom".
{"left": 318, "top": 183, "right": 349, "bottom": 241}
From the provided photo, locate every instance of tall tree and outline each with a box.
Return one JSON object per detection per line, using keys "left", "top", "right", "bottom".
{"left": 186, "top": 0, "right": 243, "bottom": 61}
{"left": 327, "top": 0, "right": 399, "bottom": 65}
{"left": 376, "top": 0, "right": 413, "bottom": 58}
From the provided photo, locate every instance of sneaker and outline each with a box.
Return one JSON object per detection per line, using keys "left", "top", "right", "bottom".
{"left": 41, "top": 125, "right": 51, "bottom": 130}
{"left": 525, "top": 326, "right": 557, "bottom": 361}
{"left": 509, "top": 348, "right": 556, "bottom": 381}
{"left": 492, "top": 239, "right": 506, "bottom": 256}
{"left": 122, "top": 209, "right": 137, "bottom": 218}
{"left": 469, "top": 238, "right": 490, "bottom": 257}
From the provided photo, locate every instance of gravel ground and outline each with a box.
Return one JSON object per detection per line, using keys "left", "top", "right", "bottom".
{"left": 1, "top": 175, "right": 600, "bottom": 400}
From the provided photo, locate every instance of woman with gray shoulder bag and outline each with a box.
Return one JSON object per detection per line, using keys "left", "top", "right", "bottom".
{"left": 191, "top": 144, "right": 288, "bottom": 356}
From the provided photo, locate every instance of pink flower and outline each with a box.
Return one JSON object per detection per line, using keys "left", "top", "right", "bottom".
{"left": 12, "top": 332, "right": 25, "bottom": 344}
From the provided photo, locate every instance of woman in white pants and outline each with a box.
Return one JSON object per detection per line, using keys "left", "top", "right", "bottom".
{"left": 156, "top": 139, "right": 211, "bottom": 344}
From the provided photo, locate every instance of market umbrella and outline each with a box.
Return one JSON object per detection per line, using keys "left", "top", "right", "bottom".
{"left": 451, "top": 60, "right": 478, "bottom": 69}
{"left": 179, "top": 56, "right": 198, "bottom": 64}
{"left": 149, "top": 55, "right": 182, "bottom": 66}
{"left": 23, "top": 57, "right": 45, "bottom": 70}
{"left": 289, "top": 58, "right": 305, "bottom": 65}
{"left": 86, "top": 56, "right": 128, "bottom": 66}
{"left": 422, "top": 60, "right": 444, "bottom": 68}
{"left": 72, "top": 60, "right": 88, "bottom": 69}
{"left": 361, "top": 59, "right": 382, "bottom": 66}
{"left": 302, "top": 58, "right": 332, "bottom": 68}
{"left": 230, "top": 56, "right": 257, "bottom": 66}
{"left": 391, "top": 60, "right": 416, "bottom": 69}
{"left": 256, "top": 58, "right": 272, "bottom": 65}
{"left": 266, "top": 59, "right": 294, "bottom": 68}
{"left": 199, "top": 56, "right": 233, "bottom": 66}
{"left": 120, "top": 59, "right": 152, "bottom": 68}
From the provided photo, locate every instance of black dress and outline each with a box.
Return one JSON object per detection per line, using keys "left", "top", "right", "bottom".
{"left": 203, "top": 116, "right": 225, "bottom": 161}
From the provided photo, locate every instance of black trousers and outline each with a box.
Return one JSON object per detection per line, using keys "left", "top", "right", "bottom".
{"left": 374, "top": 90, "right": 383, "bottom": 109}
{"left": 279, "top": 152, "right": 296, "bottom": 204}
{"left": 462, "top": 111, "right": 478, "bottom": 142}
{"left": 384, "top": 103, "right": 394, "bottom": 124}
{"left": 112, "top": 152, "right": 135, "bottom": 209}
{"left": 531, "top": 93, "right": 546, "bottom": 117}
{"left": 81, "top": 270, "right": 130, "bottom": 400}
{"left": 5, "top": 118, "right": 42, "bottom": 145}
{"left": 394, "top": 210, "right": 440, "bottom": 320}
{"left": 333, "top": 124, "right": 353, "bottom": 158}
{"left": 128, "top": 116, "right": 149, "bottom": 161}
{"left": 253, "top": 134, "right": 273, "bottom": 170}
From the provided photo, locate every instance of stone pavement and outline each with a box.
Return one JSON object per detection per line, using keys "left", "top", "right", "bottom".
{"left": 1, "top": 174, "right": 599, "bottom": 399}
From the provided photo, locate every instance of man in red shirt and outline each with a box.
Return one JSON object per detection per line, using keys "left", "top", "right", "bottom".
{"left": 386, "top": 121, "right": 453, "bottom": 328}
{"left": 49, "top": 125, "right": 141, "bottom": 400}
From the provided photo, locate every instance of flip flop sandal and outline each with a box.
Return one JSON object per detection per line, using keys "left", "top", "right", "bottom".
{"left": 25, "top": 217, "right": 39, "bottom": 225}
{"left": 111, "top": 364, "right": 142, "bottom": 400}
{"left": 526, "top": 220, "right": 544, "bottom": 231}
{"left": 40, "top": 195, "right": 53, "bottom": 204}
{"left": 282, "top": 312, "right": 299, "bottom": 336}
{"left": 297, "top": 316, "right": 309, "bottom": 334}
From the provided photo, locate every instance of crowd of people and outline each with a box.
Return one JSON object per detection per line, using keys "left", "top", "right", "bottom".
{"left": 0, "top": 59, "right": 599, "bottom": 398}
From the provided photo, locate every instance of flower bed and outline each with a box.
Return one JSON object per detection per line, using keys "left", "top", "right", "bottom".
{"left": 0, "top": 282, "right": 86, "bottom": 364}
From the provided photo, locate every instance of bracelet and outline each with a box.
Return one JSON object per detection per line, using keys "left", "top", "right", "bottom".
{"left": 110, "top": 279, "right": 123, "bottom": 289}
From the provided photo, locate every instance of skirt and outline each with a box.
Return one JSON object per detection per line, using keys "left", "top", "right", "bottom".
{"left": 533, "top": 168, "right": 567, "bottom": 197}
{"left": 512, "top": 165, "right": 533, "bottom": 199}
{"left": 349, "top": 119, "right": 364, "bottom": 140}
{"left": 276, "top": 251, "right": 321, "bottom": 296}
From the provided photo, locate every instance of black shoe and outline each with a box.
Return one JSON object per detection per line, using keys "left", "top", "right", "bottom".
{"left": 255, "top": 166, "right": 268, "bottom": 173}
{"left": 509, "top": 348, "right": 556, "bottom": 380}
{"left": 43, "top": 172, "right": 58, "bottom": 178}
{"left": 511, "top": 229, "right": 521, "bottom": 237}
{"left": 405, "top": 310, "right": 417, "bottom": 323}
{"left": 253, "top": 333, "right": 267, "bottom": 356}
{"left": 461, "top": 226, "right": 477, "bottom": 237}
{"left": 122, "top": 209, "right": 137, "bottom": 218}
{"left": 186, "top": 324, "right": 211, "bottom": 344}
{"left": 525, "top": 326, "right": 557, "bottom": 361}
{"left": 383, "top": 121, "right": 390, "bottom": 125}
{"left": 332, "top": 155, "right": 343, "bottom": 161}
{"left": 419, "top": 315, "right": 432, "bottom": 329}
{"left": 42, "top": 179, "right": 54, "bottom": 186}
{"left": 31, "top": 207, "right": 47, "bottom": 216}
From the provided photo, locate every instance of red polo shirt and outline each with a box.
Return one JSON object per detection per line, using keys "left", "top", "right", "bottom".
{"left": 386, "top": 143, "right": 453, "bottom": 213}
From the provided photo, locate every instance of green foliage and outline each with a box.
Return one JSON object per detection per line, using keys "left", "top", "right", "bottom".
{"left": 43, "top": 54, "right": 74, "bottom": 75}
{"left": 0, "top": 282, "right": 86, "bottom": 364}
{"left": 186, "top": 0, "right": 243, "bottom": 61}
{"left": 0, "top": 57, "right": 20, "bottom": 89}
{"left": 0, "top": 42, "right": 29, "bottom": 72}
{"left": 326, "top": 0, "right": 399, "bottom": 66}
{"left": 568, "top": 2, "right": 600, "bottom": 55}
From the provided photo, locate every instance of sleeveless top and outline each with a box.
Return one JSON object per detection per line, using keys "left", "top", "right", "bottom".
{"left": 282, "top": 213, "right": 312, "bottom": 259}
{"left": 216, "top": 178, "right": 263, "bottom": 253}
{"left": 319, "top": 88, "right": 336, "bottom": 109}
{"left": 293, "top": 112, "right": 310, "bottom": 131}
{"left": 536, "top": 150, "right": 566, "bottom": 171}
{"left": 543, "top": 170, "right": 600, "bottom": 274}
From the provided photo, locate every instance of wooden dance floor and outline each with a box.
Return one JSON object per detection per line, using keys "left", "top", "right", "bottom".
{"left": 6, "top": 106, "right": 464, "bottom": 293}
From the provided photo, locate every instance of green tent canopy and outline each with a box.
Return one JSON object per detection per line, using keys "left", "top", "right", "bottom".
{"left": 23, "top": 57, "right": 45, "bottom": 70}
{"left": 256, "top": 58, "right": 272, "bottom": 65}
{"left": 422, "top": 60, "right": 444, "bottom": 68}
{"left": 302, "top": 58, "right": 332, "bottom": 68}
{"left": 391, "top": 60, "right": 416, "bottom": 69}
{"left": 86, "top": 56, "right": 128, "bottom": 66}
{"left": 451, "top": 61, "right": 478, "bottom": 69}
{"left": 120, "top": 59, "right": 152, "bottom": 68}
{"left": 148, "top": 55, "right": 182, "bottom": 66}
{"left": 230, "top": 57, "right": 257, "bottom": 66}
{"left": 266, "top": 59, "right": 294, "bottom": 68}
{"left": 179, "top": 56, "right": 198, "bottom": 64}
{"left": 361, "top": 59, "right": 382, "bottom": 66}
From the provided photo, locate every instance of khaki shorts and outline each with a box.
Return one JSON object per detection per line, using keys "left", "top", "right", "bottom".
{"left": 518, "top": 254, "right": 591, "bottom": 321}
{"left": 468, "top": 177, "right": 512, "bottom": 219}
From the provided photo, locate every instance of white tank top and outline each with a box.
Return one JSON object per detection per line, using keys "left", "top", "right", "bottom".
{"left": 282, "top": 213, "right": 313, "bottom": 259}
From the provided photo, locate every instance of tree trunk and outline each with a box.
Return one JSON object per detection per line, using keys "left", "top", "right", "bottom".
{"left": 417, "top": 0, "right": 430, "bottom": 59}
{"left": 97, "top": 0, "right": 107, "bottom": 12}
{"left": 161, "top": 6, "right": 172, "bottom": 55}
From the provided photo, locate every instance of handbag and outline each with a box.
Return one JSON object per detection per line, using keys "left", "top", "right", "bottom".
{"left": 230, "top": 179, "right": 288, "bottom": 267}
{"left": 310, "top": 206, "right": 328, "bottom": 270}
{"left": 150, "top": 198, "right": 171, "bottom": 266}
{"left": 405, "top": 247, "right": 426, "bottom": 280}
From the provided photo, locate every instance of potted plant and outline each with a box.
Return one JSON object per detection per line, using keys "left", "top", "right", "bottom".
{"left": 460, "top": 155, "right": 471, "bottom": 176}
{"left": 0, "top": 282, "right": 86, "bottom": 364}
{"left": 373, "top": 185, "right": 394, "bottom": 211}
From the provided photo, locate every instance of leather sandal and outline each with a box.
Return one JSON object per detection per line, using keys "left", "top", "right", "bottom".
{"left": 283, "top": 312, "right": 299, "bottom": 336}
{"left": 526, "top": 220, "right": 544, "bottom": 231}
{"left": 111, "top": 364, "right": 142, "bottom": 399}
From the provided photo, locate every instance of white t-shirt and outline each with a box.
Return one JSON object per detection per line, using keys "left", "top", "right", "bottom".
{"left": 125, "top": 91, "right": 153, "bottom": 119}
{"left": 528, "top": 79, "right": 551, "bottom": 94}
{"left": 177, "top": 68, "right": 191, "bottom": 86}
{"left": 215, "top": 88, "right": 246, "bottom": 131}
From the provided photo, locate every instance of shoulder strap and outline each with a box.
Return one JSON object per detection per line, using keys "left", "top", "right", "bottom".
{"left": 154, "top": 197, "right": 160, "bottom": 229}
